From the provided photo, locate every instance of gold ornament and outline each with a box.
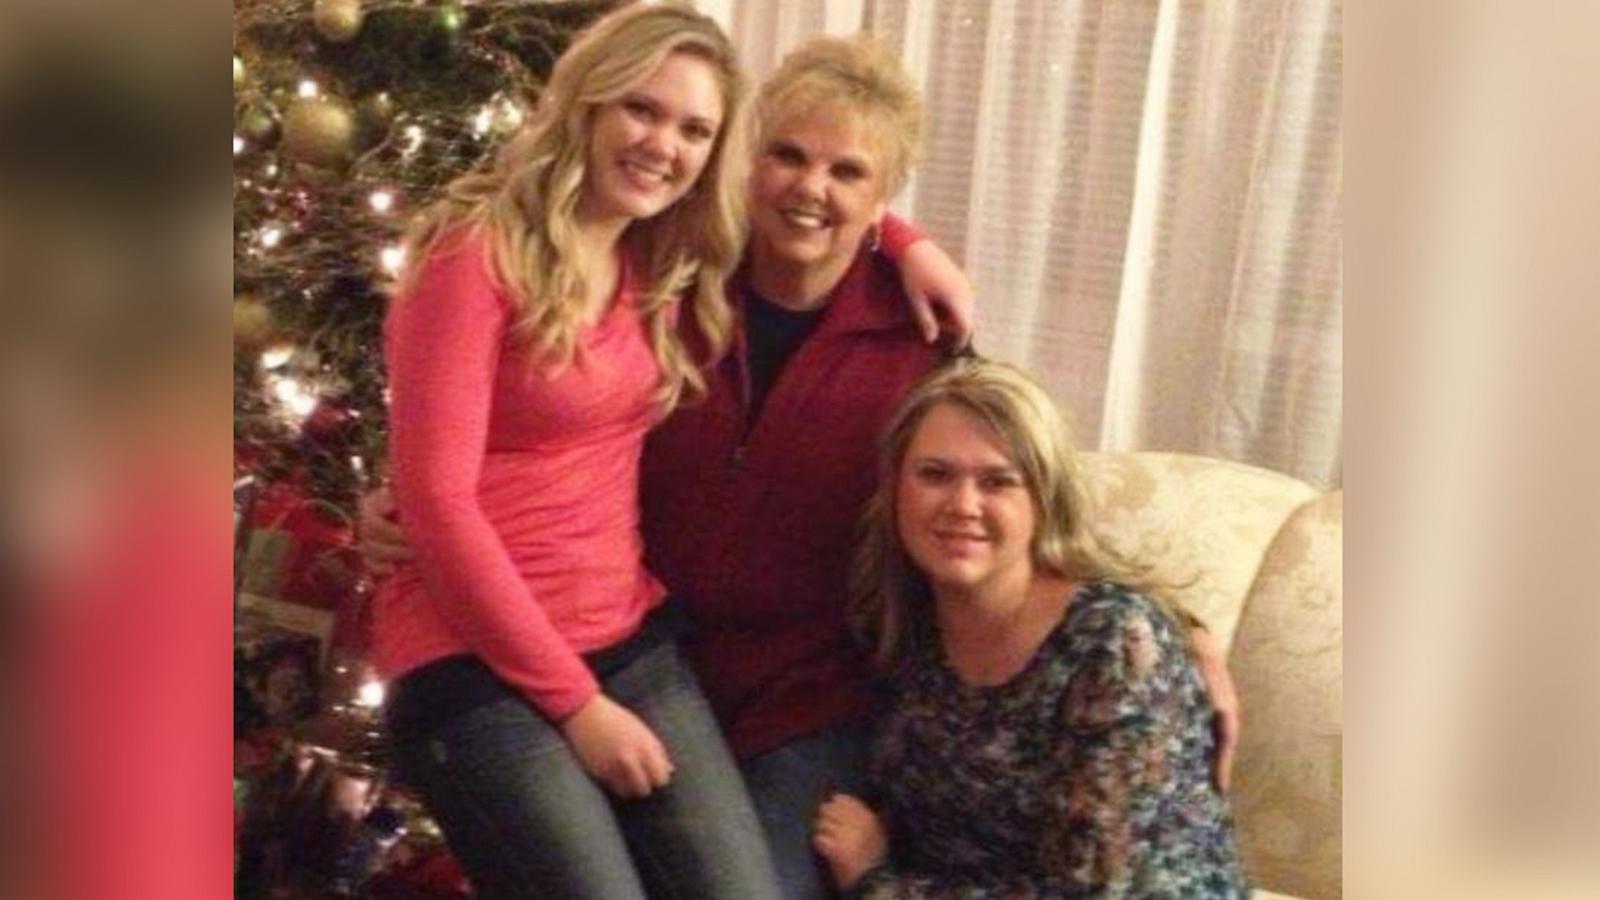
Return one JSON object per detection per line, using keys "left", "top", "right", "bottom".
{"left": 234, "top": 294, "right": 277, "bottom": 346}
{"left": 312, "top": 0, "right": 365, "bottom": 44}
{"left": 357, "top": 91, "right": 396, "bottom": 128}
{"left": 281, "top": 97, "right": 356, "bottom": 169}
{"left": 355, "top": 92, "right": 396, "bottom": 148}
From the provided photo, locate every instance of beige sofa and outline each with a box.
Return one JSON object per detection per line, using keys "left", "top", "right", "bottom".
{"left": 1080, "top": 452, "right": 1342, "bottom": 900}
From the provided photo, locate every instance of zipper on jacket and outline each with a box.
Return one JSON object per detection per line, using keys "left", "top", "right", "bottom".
{"left": 732, "top": 316, "right": 755, "bottom": 470}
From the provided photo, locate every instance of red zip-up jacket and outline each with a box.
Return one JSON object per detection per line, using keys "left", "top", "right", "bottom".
{"left": 639, "top": 247, "right": 943, "bottom": 759}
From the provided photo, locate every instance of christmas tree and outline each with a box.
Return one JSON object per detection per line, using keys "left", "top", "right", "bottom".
{"left": 233, "top": 2, "right": 615, "bottom": 896}
{"left": 234, "top": 0, "right": 618, "bottom": 504}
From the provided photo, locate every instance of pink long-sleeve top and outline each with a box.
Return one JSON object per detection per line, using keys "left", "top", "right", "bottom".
{"left": 373, "top": 230, "right": 668, "bottom": 721}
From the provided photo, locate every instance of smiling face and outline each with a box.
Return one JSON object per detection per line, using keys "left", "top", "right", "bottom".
{"left": 578, "top": 51, "right": 725, "bottom": 230}
{"left": 895, "top": 402, "right": 1039, "bottom": 597}
{"left": 747, "top": 105, "right": 889, "bottom": 281}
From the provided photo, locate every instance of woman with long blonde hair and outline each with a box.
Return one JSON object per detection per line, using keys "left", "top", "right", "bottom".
{"left": 374, "top": 5, "right": 781, "bottom": 897}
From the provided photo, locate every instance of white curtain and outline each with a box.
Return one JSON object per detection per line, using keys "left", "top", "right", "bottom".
{"left": 714, "top": 0, "right": 1342, "bottom": 488}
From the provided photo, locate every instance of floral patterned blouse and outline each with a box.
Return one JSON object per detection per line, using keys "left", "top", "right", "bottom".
{"left": 856, "top": 581, "right": 1248, "bottom": 899}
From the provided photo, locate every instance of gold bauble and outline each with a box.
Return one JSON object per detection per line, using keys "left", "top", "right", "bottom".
{"left": 357, "top": 91, "right": 396, "bottom": 128}
{"left": 355, "top": 91, "right": 397, "bottom": 148}
{"left": 281, "top": 97, "right": 356, "bottom": 169}
{"left": 312, "top": 0, "right": 365, "bottom": 44}
{"left": 234, "top": 294, "right": 277, "bottom": 346}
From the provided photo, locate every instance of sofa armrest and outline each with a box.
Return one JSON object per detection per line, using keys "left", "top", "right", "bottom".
{"left": 1231, "top": 492, "right": 1343, "bottom": 899}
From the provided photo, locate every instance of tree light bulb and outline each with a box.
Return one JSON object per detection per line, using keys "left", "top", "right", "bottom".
{"left": 356, "top": 680, "right": 386, "bottom": 708}
{"left": 368, "top": 190, "right": 395, "bottom": 213}
{"left": 298, "top": 79, "right": 319, "bottom": 99}
{"left": 270, "top": 377, "right": 318, "bottom": 419}
{"left": 261, "top": 346, "right": 294, "bottom": 370}
{"left": 401, "top": 124, "right": 425, "bottom": 156}
{"left": 380, "top": 245, "right": 406, "bottom": 274}
{"left": 497, "top": 97, "right": 525, "bottom": 132}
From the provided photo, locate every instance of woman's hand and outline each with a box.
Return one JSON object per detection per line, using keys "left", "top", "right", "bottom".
{"left": 1189, "top": 625, "right": 1242, "bottom": 793}
{"left": 355, "top": 486, "right": 412, "bottom": 577}
{"left": 560, "top": 693, "right": 675, "bottom": 799}
{"left": 812, "top": 792, "right": 888, "bottom": 892}
{"left": 899, "top": 239, "right": 975, "bottom": 348}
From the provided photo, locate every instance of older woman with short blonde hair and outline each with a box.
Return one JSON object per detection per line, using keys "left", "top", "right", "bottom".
{"left": 638, "top": 31, "right": 955, "bottom": 900}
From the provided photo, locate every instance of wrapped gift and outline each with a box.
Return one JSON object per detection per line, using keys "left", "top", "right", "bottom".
{"left": 235, "top": 622, "right": 322, "bottom": 733}
{"left": 237, "top": 477, "right": 374, "bottom": 662}
{"left": 240, "top": 480, "right": 364, "bottom": 612}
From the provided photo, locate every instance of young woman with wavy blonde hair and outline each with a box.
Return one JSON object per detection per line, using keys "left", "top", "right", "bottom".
{"left": 375, "top": 5, "right": 781, "bottom": 898}
{"left": 398, "top": 0, "right": 750, "bottom": 408}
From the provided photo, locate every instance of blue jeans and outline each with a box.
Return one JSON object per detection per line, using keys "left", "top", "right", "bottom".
{"left": 739, "top": 722, "right": 874, "bottom": 900}
{"left": 391, "top": 642, "right": 781, "bottom": 900}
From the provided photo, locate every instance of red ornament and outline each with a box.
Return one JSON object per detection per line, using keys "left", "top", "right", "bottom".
{"left": 301, "top": 399, "right": 357, "bottom": 444}
{"left": 367, "top": 844, "right": 472, "bottom": 900}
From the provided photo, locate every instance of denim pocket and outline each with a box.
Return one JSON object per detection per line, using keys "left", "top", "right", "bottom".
{"left": 423, "top": 696, "right": 569, "bottom": 782}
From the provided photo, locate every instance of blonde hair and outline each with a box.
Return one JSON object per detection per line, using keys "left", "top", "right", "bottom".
{"left": 850, "top": 356, "right": 1193, "bottom": 669}
{"left": 398, "top": 1, "right": 750, "bottom": 411}
{"left": 754, "top": 33, "right": 923, "bottom": 197}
